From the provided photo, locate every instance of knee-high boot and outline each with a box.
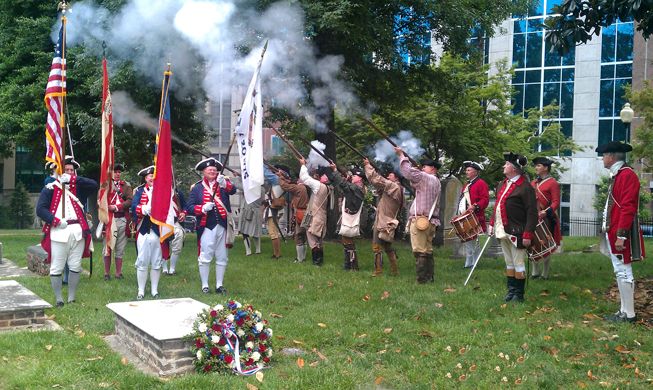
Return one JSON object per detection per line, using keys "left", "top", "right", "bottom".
{"left": 387, "top": 251, "right": 399, "bottom": 276}
{"left": 372, "top": 252, "right": 383, "bottom": 276}
{"left": 67, "top": 270, "right": 81, "bottom": 303}
{"left": 271, "top": 238, "right": 281, "bottom": 259}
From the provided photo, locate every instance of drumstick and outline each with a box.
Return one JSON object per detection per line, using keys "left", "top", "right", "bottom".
{"left": 464, "top": 234, "right": 492, "bottom": 286}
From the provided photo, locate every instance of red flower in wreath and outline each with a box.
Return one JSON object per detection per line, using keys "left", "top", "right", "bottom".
{"left": 263, "top": 357, "right": 270, "bottom": 363}
{"left": 211, "top": 347, "right": 220, "bottom": 356}
{"left": 259, "top": 333, "right": 267, "bottom": 341}
{"left": 259, "top": 344, "right": 266, "bottom": 353}
{"left": 212, "top": 323, "right": 221, "bottom": 332}
{"left": 210, "top": 310, "right": 218, "bottom": 317}
{"left": 224, "top": 355, "right": 234, "bottom": 364}
{"left": 204, "top": 364, "right": 212, "bottom": 372}
{"left": 195, "top": 338, "right": 205, "bottom": 348}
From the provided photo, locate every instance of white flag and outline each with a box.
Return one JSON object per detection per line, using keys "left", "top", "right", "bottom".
{"left": 235, "top": 43, "right": 267, "bottom": 204}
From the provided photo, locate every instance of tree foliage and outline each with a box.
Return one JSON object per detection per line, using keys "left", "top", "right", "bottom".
{"left": 593, "top": 175, "right": 652, "bottom": 219}
{"left": 629, "top": 81, "right": 653, "bottom": 172}
{"left": 545, "top": 0, "right": 651, "bottom": 53}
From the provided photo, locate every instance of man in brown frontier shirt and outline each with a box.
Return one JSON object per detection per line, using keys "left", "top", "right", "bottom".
{"left": 277, "top": 167, "right": 310, "bottom": 263}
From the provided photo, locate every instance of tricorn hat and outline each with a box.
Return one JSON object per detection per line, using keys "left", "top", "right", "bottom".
{"left": 64, "top": 155, "right": 80, "bottom": 169}
{"left": 532, "top": 156, "right": 554, "bottom": 167}
{"left": 420, "top": 158, "right": 441, "bottom": 169}
{"left": 463, "top": 160, "right": 483, "bottom": 171}
{"left": 274, "top": 164, "right": 291, "bottom": 177}
{"left": 504, "top": 152, "right": 528, "bottom": 170}
{"left": 113, "top": 163, "right": 125, "bottom": 172}
{"left": 195, "top": 157, "right": 223, "bottom": 171}
{"left": 595, "top": 141, "right": 633, "bottom": 154}
{"left": 138, "top": 165, "right": 155, "bottom": 177}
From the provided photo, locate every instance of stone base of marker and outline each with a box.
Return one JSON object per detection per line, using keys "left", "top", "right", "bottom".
{"left": 0, "top": 280, "right": 52, "bottom": 331}
{"left": 26, "top": 245, "right": 49, "bottom": 276}
{"left": 106, "top": 298, "right": 208, "bottom": 376}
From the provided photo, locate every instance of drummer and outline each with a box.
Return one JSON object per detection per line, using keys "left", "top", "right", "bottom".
{"left": 457, "top": 161, "right": 490, "bottom": 268}
{"left": 489, "top": 152, "right": 537, "bottom": 303}
{"left": 530, "top": 157, "right": 561, "bottom": 280}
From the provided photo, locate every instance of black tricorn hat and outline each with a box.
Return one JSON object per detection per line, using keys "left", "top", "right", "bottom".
{"left": 274, "top": 164, "right": 291, "bottom": 176}
{"left": 195, "top": 157, "right": 223, "bottom": 171}
{"left": 138, "top": 165, "right": 155, "bottom": 177}
{"left": 532, "top": 157, "right": 554, "bottom": 167}
{"left": 420, "top": 158, "right": 441, "bottom": 169}
{"left": 350, "top": 166, "right": 366, "bottom": 180}
{"left": 595, "top": 141, "right": 633, "bottom": 154}
{"left": 114, "top": 163, "right": 125, "bottom": 172}
{"left": 503, "top": 152, "right": 528, "bottom": 170}
{"left": 64, "top": 155, "right": 80, "bottom": 169}
{"left": 463, "top": 160, "right": 483, "bottom": 171}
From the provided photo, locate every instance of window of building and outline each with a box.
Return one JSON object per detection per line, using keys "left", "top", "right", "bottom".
{"left": 512, "top": 4, "right": 575, "bottom": 156}
{"left": 209, "top": 97, "right": 232, "bottom": 149}
{"left": 15, "top": 146, "right": 46, "bottom": 193}
{"left": 599, "top": 19, "right": 633, "bottom": 144}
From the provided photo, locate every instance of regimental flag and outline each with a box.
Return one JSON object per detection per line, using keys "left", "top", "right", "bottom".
{"left": 150, "top": 66, "right": 176, "bottom": 259}
{"left": 98, "top": 58, "right": 116, "bottom": 251}
{"left": 44, "top": 19, "right": 67, "bottom": 176}
{"left": 235, "top": 41, "right": 268, "bottom": 204}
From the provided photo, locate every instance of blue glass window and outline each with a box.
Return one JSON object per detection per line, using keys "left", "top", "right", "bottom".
{"left": 601, "top": 25, "right": 616, "bottom": 63}
{"left": 524, "top": 84, "right": 541, "bottom": 110}
{"left": 616, "top": 23, "right": 634, "bottom": 61}
{"left": 560, "top": 82, "right": 574, "bottom": 118}
{"left": 599, "top": 80, "right": 615, "bottom": 117}
{"left": 526, "top": 32, "right": 543, "bottom": 67}
{"left": 543, "top": 83, "right": 560, "bottom": 107}
{"left": 526, "top": 70, "right": 541, "bottom": 83}
{"left": 544, "top": 69, "right": 560, "bottom": 82}
{"left": 547, "top": 0, "right": 563, "bottom": 14}
{"left": 513, "top": 34, "right": 526, "bottom": 68}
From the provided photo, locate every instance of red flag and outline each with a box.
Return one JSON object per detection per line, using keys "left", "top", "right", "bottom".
{"left": 98, "top": 58, "right": 116, "bottom": 250}
{"left": 44, "top": 19, "right": 66, "bottom": 175}
{"left": 150, "top": 66, "right": 176, "bottom": 257}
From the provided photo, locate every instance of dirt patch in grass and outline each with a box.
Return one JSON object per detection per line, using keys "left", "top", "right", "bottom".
{"left": 605, "top": 277, "right": 653, "bottom": 326}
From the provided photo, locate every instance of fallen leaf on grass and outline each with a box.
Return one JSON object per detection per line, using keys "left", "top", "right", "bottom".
{"left": 495, "top": 366, "right": 501, "bottom": 372}
{"left": 383, "top": 328, "right": 393, "bottom": 334}
{"left": 256, "top": 371, "right": 264, "bottom": 382}
{"left": 469, "top": 364, "right": 477, "bottom": 372}
{"left": 517, "top": 356, "right": 525, "bottom": 363}
{"left": 75, "top": 330, "right": 85, "bottom": 338}
{"left": 418, "top": 330, "right": 434, "bottom": 338}
{"left": 587, "top": 370, "right": 597, "bottom": 380}
{"left": 292, "top": 340, "right": 304, "bottom": 345}
{"left": 317, "top": 323, "right": 327, "bottom": 328}
{"left": 86, "top": 344, "right": 93, "bottom": 350}
{"left": 501, "top": 376, "right": 508, "bottom": 382}
{"left": 559, "top": 292, "right": 568, "bottom": 300}
{"left": 540, "top": 290, "right": 550, "bottom": 296}
{"left": 121, "top": 357, "right": 128, "bottom": 365}
{"left": 459, "top": 347, "right": 466, "bottom": 354}
{"left": 312, "top": 348, "right": 327, "bottom": 361}
{"left": 85, "top": 356, "right": 103, "bottom": 361}
{"left": 445, "top": 372, "right": 452, "bottom": 378}
{"left": 635, "top": 367, "right": 644, "bottom": 378}
{"left": 377, "top": 349, "right": 387, "bottom": 354}
{"left": 327, "top": 281, "right": 334, "bottom": 287}
{"left": 362, "top": 294, "right": 371, "bottom": 302}
{"left": 614, "top": 345, "right": 631, "bottom": 354}
{"left": 45, "top": 345, "right": 53, "bottom": 351}
{"left": 500, "top": 304, "right": 507, "bottom": 309}
{"left": 98, "top": 383, "right": 110, "bottom": 388}
{"left": 296, "top": 357, "right": 305, "bottom": 368}
{"left": 357, "top": 333, "right": 368, "bottom": 338}
{"left": 445, "top": 346, "right": 452, "bottom": 352}
{"left": 543, "top": 335, "right": 552, "bottom": 341}
{"left": 458, "top": 374, "right": 467, "bottom": 381}
{"left": 298, "top": 284, "right": 304, "bottom": 290}
{"left": 270, "top": 313, "right": 283, "bottom": 318}
{"left": 576, "top": 381, "right": 588, "bottom": 388}
{"left": 375, "top": 376, "right": 384, "bottom": 385}
{"left": 515, "top": 378, "right": 522, "bottom": 385}
{"left": 443, "top": 287, "right": 456, "bottom": 293}
{"left": 52, "top": 385, "right": 61, "bottom": 388}
{"left": 246, "top": 384, "right": 258, "bottom": 390}
{"left": 434, "top": 302, "right": 444, "bottom": 308}
{"left": 309, "top": 361, "right": 319, "bottom": 367}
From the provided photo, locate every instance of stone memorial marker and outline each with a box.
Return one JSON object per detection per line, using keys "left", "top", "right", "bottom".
{"left": 0, "top": 280, "right": 52, "bottom": 331}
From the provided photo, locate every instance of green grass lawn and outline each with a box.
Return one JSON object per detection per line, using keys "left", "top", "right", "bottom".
{"left": 0, "top": 230, "right": 651, "bottom": 389}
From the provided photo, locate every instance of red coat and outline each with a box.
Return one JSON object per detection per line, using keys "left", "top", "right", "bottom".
{"left": 460, "top": 177, "right": 490, "bottom": 232}
{"left": 531, "top": 176, "right": 561, "bottom": 245}
{"left": 606, "top": 166, "right": 645, "bottom": 264}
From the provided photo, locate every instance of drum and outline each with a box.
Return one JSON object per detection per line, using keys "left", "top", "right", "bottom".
{"left": 527, "top": 220, "right": 557, "bottom": 261}
{"left": 450, "top": 212, "right": 483, "bottom": 242}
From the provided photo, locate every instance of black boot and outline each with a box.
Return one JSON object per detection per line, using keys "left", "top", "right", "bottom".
{"left": 343, "top": 249, "right": 351, "bottom": 270}
{"left": 314, "top": 248, "right": 324, "bottom": 266}
{"left": 504, "top": 277, "right": 516, "bottom": 302}
{"left": 511, "top": 278, "right": 525, "bottom": 302}
{"left": 312, "top": 248, "right": 320, "bottom": 265}
{"left": 349, "top": 250, "right": 359, "bottom": 271}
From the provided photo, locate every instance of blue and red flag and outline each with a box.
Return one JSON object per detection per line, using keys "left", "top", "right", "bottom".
{"left": 44, "top": 18, "right": 67, "bottom": 175}
{"left": 150, "top": 66, "right": 176, "bottom": 258}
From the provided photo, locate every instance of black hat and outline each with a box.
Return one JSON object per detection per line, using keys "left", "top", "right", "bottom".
{"left": 463, "top": 161, "right": 483, "bottom": 171}
{"left": 377, "top": 162, "right": 397, "bottom": 178}
{"left": 504, "top": 152, "right": 527, "bottom": 170}
{"left": 138, "top": 165, "right": 155, "bottom": 177}
{"left": 532, "top": 157, "right": 554, "bottom": 167}
{"left": 195, "top": 157, "right": 223, "bottom": 171}
{"left": 315, "top": 166, "right": 331, "bottom": 176}
{"left": 350, "top": 166, "right": 365, "bottom": 178}
{"left": 45, "top": 161, "right": 57, "bottom": 170}
{"left": 114, "top": 163, "right": 125, "bottom": 172}
{"left": 595, "top": 141, "right": 633, "bottom": 154}
{"left": 64, "top": 155, "right": 80, "bottom": 169}
{"left": 274, "top": 164, "right": 291, "bottom": 177}
{"left": 420, "top": 158, "right": 441, "bottom": 169}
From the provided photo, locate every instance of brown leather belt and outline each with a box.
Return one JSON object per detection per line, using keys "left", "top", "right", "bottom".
{"left": 114, "top": 212, "right": 125, "bottom": 218}
{"left": 66, "top": 219, "right": 80, "bottom": 225}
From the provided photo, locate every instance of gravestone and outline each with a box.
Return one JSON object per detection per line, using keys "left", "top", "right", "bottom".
{"left": 0, "top": 280, "right": 52, "bottom": 331}
{"left": 26, "top": 245, "right": 49, "bottom": 276}
{"left": 436, "top": 176, "right": 463, "bottom": 253}
{"left": 106, "top": 298, "right": 208, "bottom": 376}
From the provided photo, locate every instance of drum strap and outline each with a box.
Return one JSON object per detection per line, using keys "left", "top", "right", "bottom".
{"left": 535, "top": 177, "right": 551, "bottom": 206}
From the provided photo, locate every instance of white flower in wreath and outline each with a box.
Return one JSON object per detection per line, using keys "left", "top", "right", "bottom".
{"left": 236, "top": 328, "right": 245, "bottom": 337}
{"left": 198, "top": 323, "right": 208, "bottom": 333}
{"left": 213, "top": 304, "right": 224, "bottom": 311}
{"left": 227, "top": 314, "right": 235, "bottom": 322}
{"left": 266, "top": 328, "right": 273, "bottom": 336}
{"left": 211, "top": 335, "right": 220, "bottom": 344}
{"left": 267, "top": 349, "right": 273, "bottom": 357}
{"left": 245, "top": 341, "right": 254, "bottom": 350}
{"left": 255, "top": 322, "right": 264, "bottom": 332}
{"left": 251, "top": 351, "right": 261, "bottom": 362}
{"left": 196, "top": 350, "right": 203, "bottom": 360}
{"left": 235, "top": 302, "right": 242, "bottom": 308}
{"left": 257, "top": 362, "right": 264, "bottom": 368}
{"left": 255, "top": 310, "right": 262, "bottom": 318}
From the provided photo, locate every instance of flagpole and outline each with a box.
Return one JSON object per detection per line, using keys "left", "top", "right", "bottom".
{"left": 59, "top": 1, "right": 68, "bottom": 218}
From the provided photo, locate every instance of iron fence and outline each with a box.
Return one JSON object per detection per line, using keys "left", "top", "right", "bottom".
{"left": 563, "top": 217, "right": 653, "bottom": 237}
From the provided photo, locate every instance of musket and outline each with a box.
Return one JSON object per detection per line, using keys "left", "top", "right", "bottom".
{"left": 221, "top": 134, "right": 237, "bottom": 175}
{"left": 464, "top": 234, "right": 492, "bottom": 286}
{"left": 271, "top": 127, "right": 305, "bottom": 160}
{"left": 359, "top": 117, "right": 420, "bottom": 167}
{"left": 328, "top": 130, "right": 380, "bottom": 171}
{"left": 263, "top": 160, "right": 290, "bottom": 179}
{"left": 173, "top": 138, "right": 240, "bottom": 176}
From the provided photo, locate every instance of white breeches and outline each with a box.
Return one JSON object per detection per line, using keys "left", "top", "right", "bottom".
{"left": 135, "top": 232, "right": 162, "bottom": 271}
{"left": 170, "top": 222, "right": 185, "bottom": 255}
{"left": 198, "top": 224, "right": 228, "bottom": 266}
{"left": 50, "top": 233, "right": 84, "bottom": 275}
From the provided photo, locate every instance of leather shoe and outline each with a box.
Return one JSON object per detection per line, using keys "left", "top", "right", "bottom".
{"left": 202, "top": 287, "right": 210, "bottom": 294}
{"left": 215, "top": 286, "right": 227, "bottom": 295}
{"left": 56, "top": 301, "right": 64, "bottom": 308}
{"left": 136, "top": 294, "right": 144, "bottom": 300}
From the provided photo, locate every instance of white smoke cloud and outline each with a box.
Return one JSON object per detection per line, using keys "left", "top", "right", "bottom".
{"left": 371, "top": 130, "right": 426, "bottom": 169}
{"left": 59, "top": 0, "right": 357, "bottom": 131}
{"left": 307, "top": 140, "right": 330, "bottom": 171}
{"left": 112, "top": 91, "right": 158, "bottom": 132}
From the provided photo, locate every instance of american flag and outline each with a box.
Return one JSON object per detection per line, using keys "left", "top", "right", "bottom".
{"left": 44, "top": 21, "right": 66, "bottom": 176}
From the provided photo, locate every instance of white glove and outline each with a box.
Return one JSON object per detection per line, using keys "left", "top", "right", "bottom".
{"left": 142, "top": 204, "right": 151, "bottom": 216}
{"left": 488, "top": 225, "right": 494, "bottom": 236}
{"left": 60, "top": 173, "right": 71, "bottom": 184}
{"left": 57, "top": 219, "right": 68, "bottom": 229}
{"left": 202, "top": 202, "right": 215, "bottom": 213}
{"left": 217, "top": 174, "right": 227, "bottom": 188}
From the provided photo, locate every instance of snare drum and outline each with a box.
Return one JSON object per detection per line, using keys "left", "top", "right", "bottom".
{"left": 527, "top": 220, "right": 557, "bottom": 261}
{"left": 450, "top": 212, "right": 483, "bottom": 242}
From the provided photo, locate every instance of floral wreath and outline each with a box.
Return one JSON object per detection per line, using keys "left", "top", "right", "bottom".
{"left": 186, "top": 300, "right": 273, "bottom": 375}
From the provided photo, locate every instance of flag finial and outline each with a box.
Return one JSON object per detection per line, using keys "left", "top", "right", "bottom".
{"left": 58, "top": 1, "right": 69, "bottom": 13}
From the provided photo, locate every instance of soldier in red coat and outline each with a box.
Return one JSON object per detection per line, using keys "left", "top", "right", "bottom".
{"left": 457, "top": 161, "right": 490, "bottom": 268}
{"left": 597, "top": 141, "right": 645, "bottom": 323}
{"left": 530, "top": 157, "right": 561, "bottom": 280}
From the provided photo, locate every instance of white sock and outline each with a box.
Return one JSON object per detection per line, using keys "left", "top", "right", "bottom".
{"left": 244, "top": 237, "right": 251, "bottom": 256}
{"left": 621, "top": 280, "right": 636, "bottom": 318}
{"left": 255, "top": 237, "right": 261, "bottom": 254}
{"left": 169, "top": 254, "right": 179, "bottom": 273}
{"left": 137, "top": 269, "right": 148, "bottom": 296}
{"left": 199, "top": 263, "right": 210, "bottom": 289}
{"left": 150, "top": 268, "right": 161, "bottom": 296}
{"left": 296, "top": 245, "right": 306, "bottom": 262}
{"left": 215, "top": 264, "right": 227, "bottom": 288}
